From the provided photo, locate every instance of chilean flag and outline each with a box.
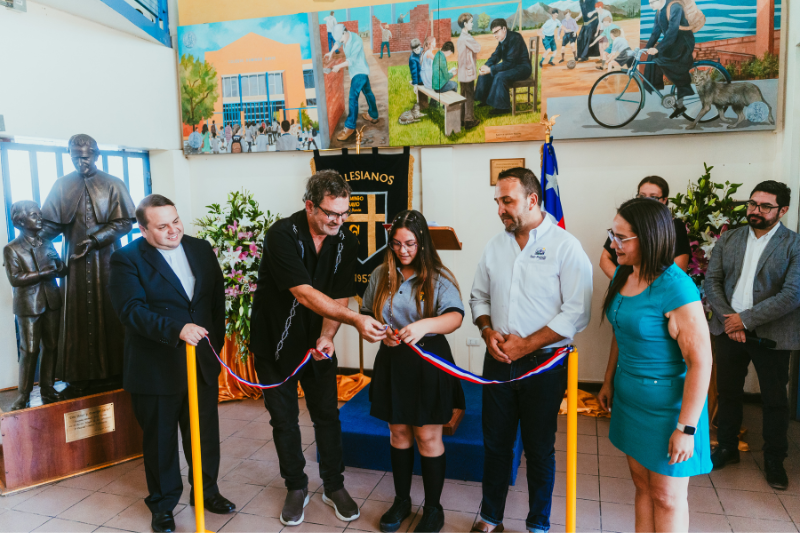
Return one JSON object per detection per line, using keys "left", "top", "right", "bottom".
{"left": 541, "top": 139, "right": 565, "bottom": 228}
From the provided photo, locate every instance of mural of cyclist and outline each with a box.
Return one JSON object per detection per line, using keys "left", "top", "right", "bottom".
{"left": 645, "top": 0, "right": 696, "bottom": 118}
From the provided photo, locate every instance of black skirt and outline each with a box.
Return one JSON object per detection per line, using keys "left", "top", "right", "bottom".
{"left": 369, "top": 334, "right": 466, "bottom": 427}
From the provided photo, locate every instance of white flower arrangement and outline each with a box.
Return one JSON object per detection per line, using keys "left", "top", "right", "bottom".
{"left": 195, "top": 190, "right": 277, "bottom": 360}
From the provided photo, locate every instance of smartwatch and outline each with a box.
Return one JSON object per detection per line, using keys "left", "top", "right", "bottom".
{"left": 676, "top": 423, "right": 696, "bottom": 435}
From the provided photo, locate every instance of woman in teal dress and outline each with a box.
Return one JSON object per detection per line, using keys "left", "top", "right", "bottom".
{"left": 597, "top": 198, "right": 712, "bottom": 532}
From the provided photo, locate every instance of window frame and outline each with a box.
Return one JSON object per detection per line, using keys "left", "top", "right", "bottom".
{"left": 0, "top": 141, "right": 152, "bottom": 244}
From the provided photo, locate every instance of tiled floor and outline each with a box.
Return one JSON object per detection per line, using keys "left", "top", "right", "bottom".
{"left": 2, "top": 399, "right": 799, "bottom": 532}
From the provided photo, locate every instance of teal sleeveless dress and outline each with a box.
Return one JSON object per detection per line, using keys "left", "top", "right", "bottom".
{"left": 606, "top": 263, "right": 712, "bottom": 477}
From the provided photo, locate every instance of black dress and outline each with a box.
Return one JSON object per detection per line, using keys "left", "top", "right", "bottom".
{"left": 362, "top": 266, "right": 466, "bottom": 427}
{"left": 370, "top": 335, "right": 465, "bottom": 426}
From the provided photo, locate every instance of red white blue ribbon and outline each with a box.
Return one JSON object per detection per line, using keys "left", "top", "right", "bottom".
{"left": 203, "top": 333, "right": 573, "bottom": 390}
{"left": 204, "top": 336, "right": 330, "bottom": 390}
{"left": 403, "top": 338, "right": 573, "bottom": 385}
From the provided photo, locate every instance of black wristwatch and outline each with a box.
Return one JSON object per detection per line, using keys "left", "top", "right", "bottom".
{"left": 676, "top": 423, "right": 696, "bottom": 435}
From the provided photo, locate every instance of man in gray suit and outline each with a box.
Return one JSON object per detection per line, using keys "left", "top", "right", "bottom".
{"left": 705, "top": 180, "right": 800, "bottom": 490}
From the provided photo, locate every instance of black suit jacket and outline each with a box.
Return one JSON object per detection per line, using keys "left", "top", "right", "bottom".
{"left": 109, "top": 235, "right": 225, "bottom": 395}
{"left": 485, "top": 29, "right": 531, "bottom": 76}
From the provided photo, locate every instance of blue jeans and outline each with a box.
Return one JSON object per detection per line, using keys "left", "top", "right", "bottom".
{"left": 346, "top": 74, "right": 378, "bottom": 130}
{"left": 480, "top": 352, "right": 568, "bottom": 533}
{"left": 327, "top": 32, "right": 336, "bottom": 53}
{"left": 380, "top": 41, "right": 390, "bottom": 58}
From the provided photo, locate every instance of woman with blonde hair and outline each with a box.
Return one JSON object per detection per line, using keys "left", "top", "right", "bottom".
{"left": 362, "top": 209, "right": 465, "bottom": 533}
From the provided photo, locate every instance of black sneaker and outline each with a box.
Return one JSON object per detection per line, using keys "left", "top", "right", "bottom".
{"left": 765, "top": 458, "right": 789, "bottom": 490}
{"left": 710, "top": 447, "right": 740, "bottom": 470}
{"left": 414, "top": 505, "right": 445, "bottom": 533}
{"left": 280, "top": 488, "right": 309, "bottom": 526}
{"left": 380, "top": 497, "right": 412, "bottom": 532}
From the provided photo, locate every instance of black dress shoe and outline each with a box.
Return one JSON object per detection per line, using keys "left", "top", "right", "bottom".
{"left": 765, "top": 458, "right": 789, "bottom": 490}
{"left": 710, "top": 447, "right": 740, "bottom": 470}
{"left": 151, "top": 511, "right": 175, "bottom": 532}
{"left": 414, "top": 505, "right": 445, "bottom": 533}
{"left": 190, "top": 492, "right": 236, "bottom": 514}
{"left": 380, "top": 497, "right": 412, "bottom": 532}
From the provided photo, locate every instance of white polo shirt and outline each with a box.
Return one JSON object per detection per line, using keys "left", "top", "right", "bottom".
{"left": 469, "top": 216, "right": 593, "bottom": 347}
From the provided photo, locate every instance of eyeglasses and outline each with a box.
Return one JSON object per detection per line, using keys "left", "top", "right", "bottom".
{"left": 607, "top": 229, "right": 638, "bottom": 250}
{"left": 636, "top": 194, "right": 664, "bottom": 201}
{"left": 315, "top": 205, "right": 350, "bottom": 221}
{"left": 492, "top": 27, "right": 504, "bottom": 35}
{"left": 390, "top": 240, "right": 418, "bottom": 252}
{"left": 746, "top": 201, "right": 780, "bottom": 214}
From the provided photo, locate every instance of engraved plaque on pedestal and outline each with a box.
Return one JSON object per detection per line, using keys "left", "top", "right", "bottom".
{"left": 64, "top": 403, "right": 116, "bottom": 443}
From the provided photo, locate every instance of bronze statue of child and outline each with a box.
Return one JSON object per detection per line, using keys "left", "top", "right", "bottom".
{"left": 4, "top": 200, "right": 67, "bottom": 410}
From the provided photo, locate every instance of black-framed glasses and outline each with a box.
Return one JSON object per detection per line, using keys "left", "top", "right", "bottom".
{"left": 746, "top": 201, "right": 780, "bottom": 213}
{"left": 315, "top": 204, "right": 350, "bottom": 221}
{"left": 636, "top": 194, "right": 664, "bottom": 201}
{"left": 390, "top": 240, "right": 418, "bottom": 252}
{"left": 607, "top": 229, "right": 638, "bottom": 250}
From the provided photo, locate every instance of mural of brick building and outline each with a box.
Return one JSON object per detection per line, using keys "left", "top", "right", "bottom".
{"left": 318, "top": 20, "right": 359, "bottom": 139}
{"left": 371, "top": 4, "right": 451, "bottom": 54}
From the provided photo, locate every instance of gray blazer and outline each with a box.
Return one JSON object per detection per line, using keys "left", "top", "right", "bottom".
{"left": 705, "top": 223, "right": 800, "bottom": 350}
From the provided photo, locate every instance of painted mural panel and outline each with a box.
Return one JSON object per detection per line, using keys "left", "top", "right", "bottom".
{"left": 544, "top": 0, "right": 782, "bottom": 139}
{"left": 175, "top": 0, "right": 782, "bottom": 154}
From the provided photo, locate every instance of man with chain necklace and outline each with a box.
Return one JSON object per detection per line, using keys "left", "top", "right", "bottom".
{"left": 250, "top": 170, "right": 386, "bottom": 527}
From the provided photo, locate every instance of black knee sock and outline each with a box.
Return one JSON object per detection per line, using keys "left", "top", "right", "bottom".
{"left": 391, "top": 446, "right": 415, "bottom": 500}
{"left": 420, "top": 453, "right": 446, "bottom": 509}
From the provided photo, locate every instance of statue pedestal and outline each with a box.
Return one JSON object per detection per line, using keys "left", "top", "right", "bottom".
{"left": 0, "top": 389, "right": 142, "bottom": 494}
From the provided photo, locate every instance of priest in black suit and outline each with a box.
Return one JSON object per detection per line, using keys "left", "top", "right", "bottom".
{"left": 109, "top": 194, "right": 234, "bottom": 533}
{"left": 474, "top": 18, "right": 532, "bottom": 115}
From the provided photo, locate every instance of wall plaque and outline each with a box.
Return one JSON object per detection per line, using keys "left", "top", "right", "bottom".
{"left": 64, "top": 403, "right": 115, "bottom": 443}
{"left": 490, "top": 158, "right": 526, "bottom": 186}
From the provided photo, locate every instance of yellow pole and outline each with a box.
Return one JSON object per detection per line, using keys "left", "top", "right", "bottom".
{"left": 186, "top": 344, "right": 209, "bottom": 533}
{"left": 566, "top": 350, "right": 579, "bottom": 533}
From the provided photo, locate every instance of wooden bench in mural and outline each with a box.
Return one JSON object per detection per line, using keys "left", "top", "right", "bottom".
{"left": 416, "top": 85, "right": 466, "bottom": 136}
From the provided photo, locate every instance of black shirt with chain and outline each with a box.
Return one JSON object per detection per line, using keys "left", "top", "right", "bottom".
{"left": 250, "top": 209, "right": 358, "bottom": 383}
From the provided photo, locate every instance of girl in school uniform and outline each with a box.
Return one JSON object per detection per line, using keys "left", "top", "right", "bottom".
{"left": 361, "top": 209, "right": 465, "bottom": 533}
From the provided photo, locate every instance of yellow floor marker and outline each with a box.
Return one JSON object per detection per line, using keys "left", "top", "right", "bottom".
{"left": 566, "top": 350, "right": 579, "bottom": 533}
{"left": 186, "top": 344, "right": 211, "bottom": 533}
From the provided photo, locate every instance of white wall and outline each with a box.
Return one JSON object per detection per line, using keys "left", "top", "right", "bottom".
{"left": 0, "top": 1, "right": 182, "bottom": 388}
{"left": 0, "top": 1, "right": 181, "bottom": 151}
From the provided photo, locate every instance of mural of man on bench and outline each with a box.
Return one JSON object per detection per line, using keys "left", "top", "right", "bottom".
{"left": 475, "top": 18, "right": 532, "bottom": 116}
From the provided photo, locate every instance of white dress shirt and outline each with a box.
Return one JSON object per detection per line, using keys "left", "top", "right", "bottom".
{"left": 730, "top": 223, "right": 781, "bottom": 318}
{"left": 469, "top": 216, "right": 593, "bottom": 348}
{"left": 158, "top": 244, "right": 196, "bottom": 300}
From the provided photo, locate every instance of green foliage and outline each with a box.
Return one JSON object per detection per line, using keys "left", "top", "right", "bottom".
{"left": 477, "top": 12, "right": 491, "bottom": 31}
{"left": 179, "top": 54, "right": 219, "bottom": 127}
{"left": 670, "top": 163, "right": 748, "bottom": 298}
{"left": 194, "top": 191, "right": 278, "bottom": 360}
{"left": 301, "top": 108, "right": 319, "bottom": 132}
{"left": 725, "top": 52, "right": 780, "bottom": 81}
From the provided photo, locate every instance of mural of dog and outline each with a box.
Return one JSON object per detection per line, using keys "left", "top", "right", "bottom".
{"left": 688, "top": 69, "right": 775, "bottom": 130}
